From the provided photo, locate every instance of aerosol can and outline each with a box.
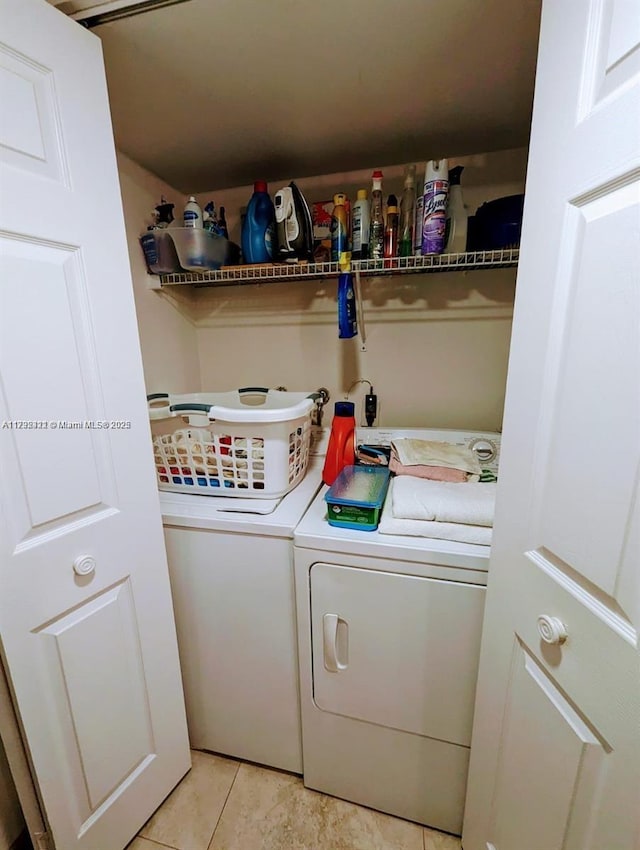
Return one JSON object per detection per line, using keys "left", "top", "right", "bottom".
{"left": 421, "top": 159, "right": 449, "bottom": 254}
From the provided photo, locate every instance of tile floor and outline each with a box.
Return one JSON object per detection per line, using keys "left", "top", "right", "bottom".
{"left": 127, "top": 750, "right": 462, "bottom": 850}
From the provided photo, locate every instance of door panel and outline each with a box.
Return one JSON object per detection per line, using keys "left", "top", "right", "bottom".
{"left": 488, "top": 640, "right": 609, "bottom": 850}
{"left": 0, "top": 2, "right": 190, "bottom": 848}
{"left": 38, "top": 580, "right": 154, "bottom": 813}
{"left": 0, "top": 46, "right": 67, "bottom": 182}
{"left": 310, "top": 562, "right": 485, "bottom": 747}
{"left": 535, "top": 180, "right": 639, "bottom": 600}
{"left": 464, "top": 1, "right": 640, "bottom": 848}
{"left": 589, "top": 0, "right": 640, "bottom": 106}
{"left": 484, "top": 553, "right": 638, "bottom": 850}
{"left": 0, "top": 241, "right": 113, "bottom": 531}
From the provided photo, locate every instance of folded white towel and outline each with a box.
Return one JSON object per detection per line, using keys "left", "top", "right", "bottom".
{"left": 391, "top": 439, "right": 481, "bottom": 476}
{"left": 392, "top": 475, "right": 496, "bottom": 527}
{"left": 379, "top": 495, "right": 492, "bottom": 545}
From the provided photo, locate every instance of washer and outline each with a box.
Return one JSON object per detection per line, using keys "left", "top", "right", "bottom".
{"left": 159, "top": 430, "right": 328, "bottom": 774}
{"left": 293, "top": 428, "right": 500, "bottom": 836}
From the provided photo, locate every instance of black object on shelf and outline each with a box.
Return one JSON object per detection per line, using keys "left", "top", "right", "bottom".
{"left": 468, "top": 194, "right": 525, "bottom": 251}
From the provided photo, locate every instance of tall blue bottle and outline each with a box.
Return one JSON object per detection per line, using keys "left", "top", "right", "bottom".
{"left": 242, "top": 180, "right": 275, "bottom": 263}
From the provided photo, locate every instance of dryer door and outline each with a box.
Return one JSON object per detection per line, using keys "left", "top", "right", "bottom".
{"left": 310, "top": 562, "right": 485, "bottom": 747}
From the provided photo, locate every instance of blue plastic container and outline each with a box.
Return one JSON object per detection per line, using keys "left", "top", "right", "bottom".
{"left": 241, "top": 181, "right": 275, "bottom": 263}
{"left": 325, "top": 465, "right": 391, "bottom": 531}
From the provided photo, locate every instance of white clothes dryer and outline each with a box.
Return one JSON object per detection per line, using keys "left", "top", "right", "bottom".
{"left": 293, "top": 428, "right": 501, "bottom": 836}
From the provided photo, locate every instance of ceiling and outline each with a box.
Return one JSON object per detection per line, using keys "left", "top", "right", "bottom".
{"left": 50, "top": 0, "right": 542, "bottom": 193}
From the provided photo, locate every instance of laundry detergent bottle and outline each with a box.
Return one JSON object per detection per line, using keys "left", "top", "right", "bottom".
{"left": 242, "top": 181, "right": 275, "bottom": 263}
{"left": 322, "top": 401, "right": 356, "bottom": 486}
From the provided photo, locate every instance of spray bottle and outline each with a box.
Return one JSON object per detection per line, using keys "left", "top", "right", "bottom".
{"left": 155, "top": 196, "right": 174, "bottom": 228}
{"left": 413, "top": 193, "right": 424, "bottom": 256}
{"left": 421, "top": 159, "right": 449, "bottom": 254}
{"left": 399, "top": 165, "right": 416, "bottom": 257}
{"left": 218, "top": 206, "right": 229, "bottom": 239}
{"left": 444, "top": 166, "right": 468, "bottom": 253}
{"left": 140, "top": 196, "right": 176, "bottom": 273}
{"left": 369, "top": 170, "right": 385, "bottom": 262}
{"left": 203, "top": 201, "right": 219, "bottom": 234}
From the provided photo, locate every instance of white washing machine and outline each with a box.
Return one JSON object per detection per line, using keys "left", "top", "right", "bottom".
{"left": 293, "top": 428, "right": 500, "bottom": 836}
{"left": 160, "top": 429, "right": 328, "bottom": 774}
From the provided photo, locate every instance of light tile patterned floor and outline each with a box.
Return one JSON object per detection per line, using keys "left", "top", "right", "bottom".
{"left": 128, "top": 751, "right": 462, "bottom": 850}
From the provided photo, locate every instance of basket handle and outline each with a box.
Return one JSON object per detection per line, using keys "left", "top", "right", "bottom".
{"left": 147, "top": 393, "right": 173, "bottom": 420}
{"left": 238, "top": 386, "right": 270, "bottom": 395}
{"left": 238, "top": 388, "right": 322, "bottom": 401}
{"left": 238, "top": 387, "right": 322, "bottom": 401}
{"left": 170, "top": 403, "right": 212, "bottom": 414}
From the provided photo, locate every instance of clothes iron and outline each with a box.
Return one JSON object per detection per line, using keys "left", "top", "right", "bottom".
{"left": 274, "top": 181, "right": 314, "bottom": 263}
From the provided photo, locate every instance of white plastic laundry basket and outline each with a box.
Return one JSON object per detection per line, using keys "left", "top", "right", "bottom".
{"left": 148, "top": 387, "right": 317, "bottom": 498}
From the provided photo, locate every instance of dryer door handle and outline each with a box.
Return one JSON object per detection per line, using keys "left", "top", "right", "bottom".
{"left": 323, "top": 613, "right": 348, "bottom": 672}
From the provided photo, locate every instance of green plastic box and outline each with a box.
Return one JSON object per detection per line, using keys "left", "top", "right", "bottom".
{"left": 325, "top": 465, "right": 391, "bottom": 531}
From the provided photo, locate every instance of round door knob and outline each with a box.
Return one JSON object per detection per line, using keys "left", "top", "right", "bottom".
{"left": 537, "top": 614, "right": 568, "bottom": 645}
{"left": 73, "top": 555, "right": 96, "bottom": 577}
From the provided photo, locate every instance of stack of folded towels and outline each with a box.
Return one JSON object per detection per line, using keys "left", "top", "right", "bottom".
{"left": 378, "top": 439, "right": 496, "bottom": 545}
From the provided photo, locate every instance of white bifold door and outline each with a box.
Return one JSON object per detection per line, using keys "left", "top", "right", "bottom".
{"left": 0, "top": 2, "right": 191, "bottom": 849}
{"left": 463, "top": 1, "right": 640, "bottom": 849}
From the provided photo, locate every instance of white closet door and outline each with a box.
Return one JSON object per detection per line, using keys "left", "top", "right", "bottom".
{"left": 463, "top": 1, "right": 640, "bottom": 848}
{"left": 310, "top": 562, "right": 486, "bottom": 746}
{"left": 0, "top": 2, "right": 190, "bottom": 849}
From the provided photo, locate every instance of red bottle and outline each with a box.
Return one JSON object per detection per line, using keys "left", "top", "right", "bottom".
{"left": 322, "top": 401, "right": 356, "bottom": 486}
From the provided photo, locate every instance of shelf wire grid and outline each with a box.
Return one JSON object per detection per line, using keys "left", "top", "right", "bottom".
{"left": 158, "top": 248, "right": 519, "bottom": 287}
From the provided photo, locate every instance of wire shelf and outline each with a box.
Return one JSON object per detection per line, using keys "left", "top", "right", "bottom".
{"left": 158, "top": 248, "right": 519, "bottom": 287}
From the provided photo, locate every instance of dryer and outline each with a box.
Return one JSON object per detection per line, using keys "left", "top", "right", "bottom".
{"left": 293, "top": 428, "right": 500, "bottom": 836}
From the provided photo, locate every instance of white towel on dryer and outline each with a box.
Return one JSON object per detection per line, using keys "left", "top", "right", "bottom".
{"left": 379, "top": 482, "right": 492, "bottom": 544}
{"left": 391, "top": 476, "right": 496, "bottom": 527}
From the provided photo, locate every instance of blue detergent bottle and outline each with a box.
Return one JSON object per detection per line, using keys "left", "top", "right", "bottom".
{"left": 242, "top": 181, "right": 275, "bottom": 263}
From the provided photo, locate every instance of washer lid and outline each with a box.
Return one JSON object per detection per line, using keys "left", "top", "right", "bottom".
{"left": 160, "top": 458, "right": 324, "bottom": 537}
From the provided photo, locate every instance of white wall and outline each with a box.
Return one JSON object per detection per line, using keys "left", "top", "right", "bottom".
{"left": 123, "top": 148, "right": 525, "bottom": 429}
{"left": 189, "top": 149, "right": 526, "bottom": 430}
{"left": 0, "top": 738, "right": 24, "bottom": 850}
{"left": 117, "top": 153, "right": 201, "bottom": 395}
{"left": 193, "top": 269, "right": 515, "bottom": 430}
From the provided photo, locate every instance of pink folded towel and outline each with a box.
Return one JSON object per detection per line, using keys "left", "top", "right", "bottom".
{"left": 390, "top": 439, "right": 481, "bottom": 483}
{"left": 389, "top": 452, "right": 470, "bottom": 482}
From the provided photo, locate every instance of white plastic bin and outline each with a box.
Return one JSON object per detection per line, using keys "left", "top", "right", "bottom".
{"left": 148, "top": 387, "right": 318, "bottom": 498}
{"left": 168, "top": 227, "right": 228, "bottom": 272}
